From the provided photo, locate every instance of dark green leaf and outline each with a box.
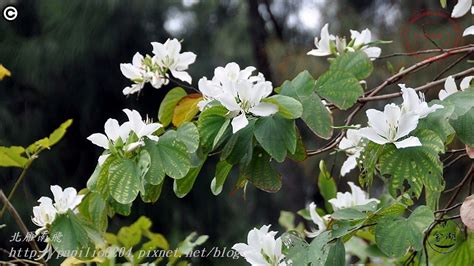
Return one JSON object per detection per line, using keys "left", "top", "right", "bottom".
{"left": 242, "top": 147, "right": 282, "bottom": 192}
{"left": 315, "top": 70, "right": 363, "bottom": 110}
{"left": 254, "top": 115, "right": 296, "bottom": 162}
{"left": 330, "top": 51, "right": 373, "bottom": 80}
{"left": 211, "top": 160, "right": 233, "bottom": 195}
{"left": 108, "top": 158, "right": 140, "bottom": 204}
{"left": 263, "top": 95, "right": 303, "bottom": 119}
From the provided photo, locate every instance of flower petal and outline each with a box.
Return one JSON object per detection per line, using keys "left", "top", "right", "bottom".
{"left": 231, "top": 113, "right": 248, "bottom": 133}
{"left": 451, "top": 0, "right": 473, "bottom": 18}
{"left": 358, "top": 127, "right": 389, "bottom": 145}
{"left": 104, "top": 119, "right": 121, "bottom": 142}
{"left": 170, "top": 69, "right": 192, "bottom": 84}
{"left": 395, "top": 113, "right": 419, "bottom": 139}
{"left": 366, "top": 109, "right": 389, "bottom": 137}
{"left": 87, "top": 133, "right": 109, "bottom": 149}
{"left": 394, "top": 136, "right": 422, "bottom": 149}
{"left": 249, "top": 102, "right": 278, "bottom": 117}
{"left": 460, "top": 76, "right": 474, "bottom": 90}
{"left": 463, "top": 25, "right": 474, "bottom": 36}
{"left": 341, "top": 155, "right": 358, "bottom": 176}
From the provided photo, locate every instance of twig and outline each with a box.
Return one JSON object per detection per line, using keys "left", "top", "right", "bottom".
{"left": 443, "top": 154, "right": 467, "bottom": 169}
{"left": 167, "top": 75, "right": 200, "bottom": 93}
{"left": 422, "top": 25, "right": 444, "bottom": 51}
{"left": 0, "top": 190, "right": 46, "bottom": 265}
{"left": 0, "top": 159, "right": 34, "bottom": 219}
{"left": 432, "top": 52, "right": 472, "bottom": 81}
{"left": 433, "top": 202, "right": 462, "bottom": 214}
{"left": 443, "top": 164, "right": 473, "bottom": 208}
{"left": 435, "top": 214, "right": 461, "bottom": 222}
{"left": 359, "top": 67, "right": 474, "bottom": 102}
{"left": 377, "top": 44, "right": 474, "bottom": 59}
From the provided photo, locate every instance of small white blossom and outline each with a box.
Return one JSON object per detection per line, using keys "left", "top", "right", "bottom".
{"left": 121, "top": 38, "right": 196, "bottom": 95}
{"left": 349, "top": 29, "right": 381, "bottom": 59}
{"left": 198, "top": 62, "right": 278, "bottom": 133}
{"left": 308, "top": 24, "right": 381, "bottom": 59}
{"left": 439, "top": 75, "right": 474, "bottom": 100}
{"left": 399, "top": 84, "right": 443, "bottom": 118}
{"left": 306, "top": 202, "right": 329, "bottom": 238}
{"left": 50, "top": 185, "right": 84, "bottom": 214}
{"left": 232, "top": 225, "right": 287, "bottom": 266}
{"left": 123, "top": 109, "right": 162, "bottom": 151}
{"left": 307, "top": 23, "right": 334, "bottom": 57}
{"left": 32, "top": 197, "right": 56, "bottom": 232}
{"left": 451, "top": 0, "right": 472, "bottom": 18}
{"left": 339, "top": 128, "right": 363, "bottom": 176}
{"left": 87, "top": 118, "right": 131, "bottom": 165}
{"left": 328, "top": 182, "right": 380, "bottom": 211}
{"left": 151, "top": 38, "right": 196, "bottom": 84}
{"left": 358, "top": 103, "right": 422, "bottom": 149}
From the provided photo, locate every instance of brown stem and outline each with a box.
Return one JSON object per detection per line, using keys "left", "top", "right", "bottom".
{"left": 443, "top": 164, "right": 473, "bottom": 209}
{"left": 358, "top": 67, "right": 474, "bottom": 103}
{"left": 0, "top": 190, "right": 46, "bottom": 265}
{"left": 432, "top": 52, "right": 472, "bottom": 81}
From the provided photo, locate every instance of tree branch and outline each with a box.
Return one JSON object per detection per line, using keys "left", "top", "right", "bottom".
{"left": 0, "top": 190, "right": 46, "bottom": 265}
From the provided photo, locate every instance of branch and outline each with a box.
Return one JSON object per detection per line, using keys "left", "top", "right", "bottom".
{"left": 443, "top": 164, "right": 473, "bottom": 208}
{"left": 432, "top": 52, "right": 472, "bottom": 81}
{"left": 358, "top": 67, "right": 474, "bottom": 103}
{"left": 377, "top": 44, "right": 474, "bottom": 60}
{"left": 0, "top": 190, "right": 46, "bottom": 265}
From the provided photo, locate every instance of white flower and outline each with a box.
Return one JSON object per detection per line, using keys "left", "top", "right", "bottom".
{"left": 198, "top": 62, "right": 278, "bottom": 133}
{"left": 232, "top": 225, "right": 287, "bottom": 266}
{"left": 358, "top": 104, "right": 422, "bottom": 149}
{"left": 50, "top": 185, "right": 84, "bottom": 214}
{"left": 123, "top": 109, "right": 162, "bottom": 151}
{"left": 349, "top": 29, "right": 381, "bottom": 59}
{"left": 307, "top": 23, "right": 334, "bottom": 57}
{"left": 439, "top": 75, "right": 474, "bottom": 100}
{"left": 32, "top": 197, "right": 56, "bottom": 230}
{"left": 339, "top": 128, "right": 363, "bottom": 176}
{"left": 306, "top": 202, "right": 329, "bottom": 238}
{"left": 328, "top": 182, "right": 380, "bottom": 211}
{"left": 87, "top": 118, "right": 131, "bottom": 165}
{"left": 451, "top": 0, "right": 472, "bottom": 18}
{"left": 120, "top": 52, "right": 151, "bottom": 95}
{"left": 399, "top": 84, "right": 443, "bottom": 118}
{"left": 151, "top": 38, "right": 196, "bottom": 84}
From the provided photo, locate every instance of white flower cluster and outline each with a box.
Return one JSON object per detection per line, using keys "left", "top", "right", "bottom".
{"left": 87, "top": 109, "right": 162, "bottom": 165}
{"left": 338, "top": 85, "right": 443, "bottom": 176}
{"left": 308, "top": 23, "right": 382, "bottom": 60}
{"left": 232, "top": 225, "right": 288, "bottom": 266}
{"left": 120, "top": 38, "right": 196, "bottom": 95}
{"left": 198, "top": 62, "right": 278, "bottom": 133}
{"left": 233, "top": 182, "right": 378, "bottom": 265}
{"left": 306, "top": 182, "right": 379, "bottom": 238}
{"left": 451, "top": 0, "right": 474, "bottom": 36}
{"left": 32, "top": 185, "right": 84, "bottom": 258}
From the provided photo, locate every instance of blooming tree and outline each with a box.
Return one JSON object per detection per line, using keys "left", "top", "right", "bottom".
{"left": 1, "top": 1, "right": 474, "bottom": 265}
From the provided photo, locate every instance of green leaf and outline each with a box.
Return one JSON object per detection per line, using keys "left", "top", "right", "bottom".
{"left": 221, "top": 120, "right": 255, "bottom": 165}
{"left": 50, "top": 210, "right": 94, "bottom": 258}
{"left": 359, "top": 142, "right": 384, "bottom": 188}
{"left": 109, "top": 197, "right": 132, "bottom": 216}
{"left": 158, "top": 87, "right": 187, "bottom": 127}
{"left": 288, "top": 129, "right": 307, "bottom": 162}
{"left": 317, "top": 160, "right": 337, "bottom": 212}
{"left": 212, "top": 119, "right": 231, "bottom": 149}
{"left": 78, "top": 192, "right": 108, "bottom": 232}
{"left": 211, "top": 160, "right": 233, "bottom": 195}
{"left": 308, "top": 231, "right": 333, "bottom": 265}
{"left": 331, "top": 208, "right": 367, "bottom": 220}
{"left": 140, "top": 182, "right": 164, "bottom": 203}
{"left": 450, "top": 108, "right": 474, "bottom": 146}
{"left": 375, "top": 205, "right": 434, "bottom": 257}
{"left": 0, "top": 146, "right": 27, "bottom": 168}
{"left": 325, "top": 239, "right": 346, "bottom": 266}
{"left": 281, "top": 232, "right": 309, "bottom": 265}
{"left": 145, "top": 131, "right": 191, "bottom": 181}
{"left": 26, "top": 119, "right": 73, "bottom": 154}
{"left": 87, "top": 154, "right": 116, "bottom": 197}
{"left": 280, "top": 71, "right": 333, "bottom": 139}
{"left": 440, "top": 0, "right": 447, "bottom": 8}
{"left": 315, "top": 70, "right": 363, "bottom": 110}
{"left": 197, "top": 106, "right": 228, "bottom": 152}
{"left": 108, "top": 158, "right": 140, "bottom": 204}
{"left": 330, "top": 51, "right": 373, "bottom": 80}
{"left": 418, "top": 101, "right": 455, "bottom": 143}
{"left": 263, "top": 95, "right": 303, "bottom": 119}
{"left": 176, "top": 122, "right": 200, "bottom": 153}
{"left": 254, "top": 115, "right": 296, "bottom": 162}
{"left": 379, "top": 129, "right": 445, "bottom": 198}
{"left": 174, "top": 156, "right": 206, "bottom": 198}
{"left": 242, "top": 147, "right": 282, "bottom": 192}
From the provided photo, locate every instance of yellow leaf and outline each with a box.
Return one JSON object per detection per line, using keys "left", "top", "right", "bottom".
{"left": 61, "top": 256, "right": 105, "bottom": 266}
{"left": 172, "top": 94, "right": 202, "bottom": 127}
{"left": 0, "top": 64, "right": 11, "bottom": 80}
